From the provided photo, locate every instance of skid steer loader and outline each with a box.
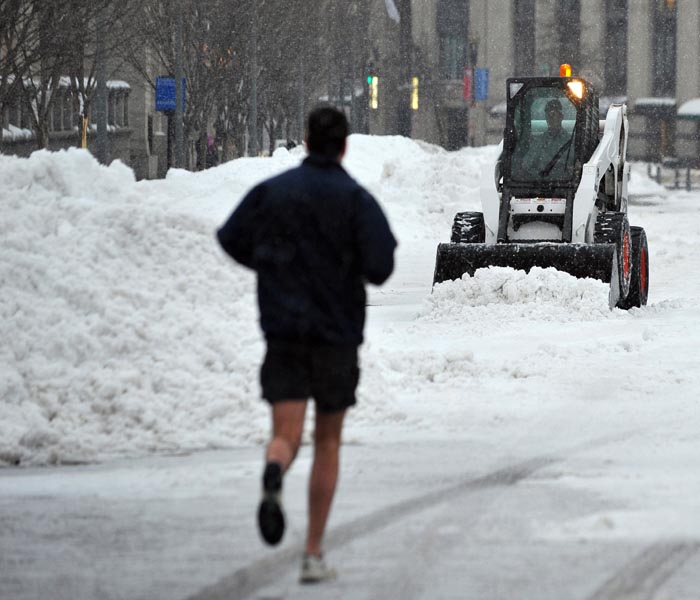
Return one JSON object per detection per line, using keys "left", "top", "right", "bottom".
{"left": 433, "top": 72, "right": 649, "bottom": 309}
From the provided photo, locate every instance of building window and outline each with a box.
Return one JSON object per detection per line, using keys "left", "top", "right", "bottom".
{"left": 604, "top": 0, "right": 627, "bottom": 95}
{"left": 108, "top": 92, "right": 115, "bottom": 126}
{"left": 513, "top": 0, "right": 535, "bottom": 76}
{"left": 147, "top": 114, "right": 154, "bottom": 154}
{"left": 89, "top": 98, "right": 96, "bottom": 126}
{"left": 441, "top": 37, "right": 467, "bottom": 80}
{"left": 557, "top": 0, "right": 580, "bottom": 70}
{"left": 62, "top": 94, "right": 73, "bottom": 130}
{"left": 653, "top": 0, "right": 676, "bottom": 97}
{"left": 52, "top": 93, "right": 63, "bottom": 131}
{"left": 123, "top": 94, "right": 129, "bottom": 127}
{"left": 20, "top": 99, "right": 31, "bottom": 129}
{"left": 437, "top": 0, "right": 469, "bottom": 80}
{"left": 13, "top": 96, "right": 22, "bottom": 128}
{"left": 5, "top": 96, "right": 17, "bottom": 128}
{"left": 116, "top": 94, "right": 124, "bottom": 126}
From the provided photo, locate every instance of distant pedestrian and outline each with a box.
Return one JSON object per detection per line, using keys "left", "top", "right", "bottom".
{"left": 206, "top": 133, "right": 219, "bottom": 168}
{"left": 217, "top": 106, "right": 396, "bottom": 583}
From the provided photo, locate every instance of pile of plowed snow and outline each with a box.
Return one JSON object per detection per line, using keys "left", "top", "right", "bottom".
{"left": 3, "top": 139, "right": 473, "bottom": 465}
{"left": 1, "top": 149, "right": 263, "bottom": 464}
{"left": 426, "top": 266, "right": 613, "bottom": 321}
{"left": 0, "top": 140, "right": 659, "bottom": 465}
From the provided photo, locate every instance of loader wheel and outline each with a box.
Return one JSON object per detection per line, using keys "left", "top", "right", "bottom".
{"left": 450, "top": 212, "right": 485, "bottom": 243}
{"left": 594, "top": 212, "right": 632, "bottom": 302}
{"left": 617, "top": 226, "right": 649, "bottom": 309}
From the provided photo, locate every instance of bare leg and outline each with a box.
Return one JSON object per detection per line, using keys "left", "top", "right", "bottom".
{"left": 266, "top": 400, "right": 307, "bottom": 472}
{"left": 305, "top": 409, "right": 345, "bottom": 556}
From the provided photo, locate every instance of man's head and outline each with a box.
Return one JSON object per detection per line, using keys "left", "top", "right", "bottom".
{"left": 306, "top": 105, "right": 349, "bottom": 159}
{"left": 544, "top": 99, "right": 563, "bottom": 132}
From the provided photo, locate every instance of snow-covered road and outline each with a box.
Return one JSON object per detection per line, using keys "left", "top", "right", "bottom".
{"left": 2, "top": 138, "right": 700, "bottom": 598}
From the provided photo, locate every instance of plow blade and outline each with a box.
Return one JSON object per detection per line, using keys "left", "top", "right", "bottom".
{"left": 433, "top": 242, "right": 621, "bottom": 307}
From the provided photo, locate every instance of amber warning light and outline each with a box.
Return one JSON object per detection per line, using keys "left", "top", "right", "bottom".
{"left": 559, "top": 63, "right": 572, "bottom": 77}
{"left": 567, "top": 80, "right": 585, "bottom": 99}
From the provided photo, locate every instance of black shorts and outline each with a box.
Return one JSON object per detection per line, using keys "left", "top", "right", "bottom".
{"left": 260, "top": 340, "right": 359, "bottom": 413}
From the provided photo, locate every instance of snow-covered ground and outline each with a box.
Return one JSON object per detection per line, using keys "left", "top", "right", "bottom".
{"left": 2, "top": 138, "right": 700, "bottom": 599}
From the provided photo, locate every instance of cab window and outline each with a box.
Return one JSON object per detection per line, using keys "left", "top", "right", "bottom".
{"left": 511, "top": 88, "right": 577, "bottom": 182}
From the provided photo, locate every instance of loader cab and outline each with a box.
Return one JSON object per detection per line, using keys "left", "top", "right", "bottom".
{"left": 502, "top": 77, "right": 599, "bottom": 197}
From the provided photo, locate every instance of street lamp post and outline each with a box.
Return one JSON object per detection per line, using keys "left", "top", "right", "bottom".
{"left": 249, "top": 0, "right": 258, "bottom": 156}
{"left": 175, "top": 0, "right": 184, "bottom": 168}
{"left": 95, "top": 9, "right": 107, "bottom": 164}
{"left": 298, "top": 54, "right": 305, "bottom": 142}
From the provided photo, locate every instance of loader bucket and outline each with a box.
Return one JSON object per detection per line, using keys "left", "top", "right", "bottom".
{"left": 433, "top": 242, "right": 621, "bottom": 308}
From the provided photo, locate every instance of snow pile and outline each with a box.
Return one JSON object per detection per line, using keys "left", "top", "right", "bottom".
{"left": 344, "top": 136, "right": 496, "bottom": 241}
{"left": 0, "top": 141, "right": 671, "bottom": 466}
{"left": 1, "top": 149, "right": 263, "bottom": 465}
{"left": 426, "top": 267, "right": 613, "bottom": 321}
{"left": 0, "top": 147, "right": 135, "bottom": 197}
{"left": 628, "top": 162, "right": 666, "bottom": 196}
{"left": 2, "top": 139, "right": 472, "bottom": 465}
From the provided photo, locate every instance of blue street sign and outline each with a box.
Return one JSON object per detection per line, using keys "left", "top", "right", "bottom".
{"left": 475, "top": 68, "right": 489, "bottom": 101}
{"left": 155, "top": 77, "right": 186, "bottom": 112}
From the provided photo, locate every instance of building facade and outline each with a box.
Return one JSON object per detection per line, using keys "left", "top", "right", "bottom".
{"left": 0, "top": 58, "right": 169, "bottom": 181}
{"left": 369, "top": 0, "right": 700, "bottom": 162}
{"left": 1, "top": 79, "right": 134, "bottom": 166}
{"left": 4, "top": 1, "right": 698, "bottom": 173}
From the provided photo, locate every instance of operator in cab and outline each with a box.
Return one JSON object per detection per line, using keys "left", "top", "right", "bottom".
{"left": 522, "top": 98, "right": 574, "bottom": 180}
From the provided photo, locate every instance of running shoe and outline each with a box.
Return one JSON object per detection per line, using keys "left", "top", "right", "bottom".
{"left": 299, "top": 553, "right": 337, "bottom": 584}
{"left": 257, "top": 461, "right": 285, "bottom": 545}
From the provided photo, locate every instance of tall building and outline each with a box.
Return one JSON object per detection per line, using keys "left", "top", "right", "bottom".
{"left": 368, "top": 0, "right": 700, "bottom": 162}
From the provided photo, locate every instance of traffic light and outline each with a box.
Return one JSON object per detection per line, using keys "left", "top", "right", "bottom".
{"left": 411, "top": 77, "right": 419, "bottom": 110}
{"left": 365, "top": 61, "right": 374, "bottom": 85}
{"left": 366, "top": 61, "right": 378, "bottom": 110}
{"left": 370, "top": 76, "right": 379, "bottom": 110}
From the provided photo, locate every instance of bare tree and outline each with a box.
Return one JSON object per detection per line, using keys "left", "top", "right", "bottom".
{"left": 251, "top": 0, "right": 373, "bottom": 150}
{"left": 1, "top": 0, "right": 140, "bottom": 149}
{"left": 120, "top": 0, "right": 242, "bottom": 168}
{"left": 120, "top": 0, "right": 376, "bottom": 166}
{"left": 61, "top": 0, "right": 140, "bottom": 147}
{"left": 15, "top": 0, "right": 74, "bottom": 149}
{"left": 0, "top": 1, "right": 34, "bottom": 114}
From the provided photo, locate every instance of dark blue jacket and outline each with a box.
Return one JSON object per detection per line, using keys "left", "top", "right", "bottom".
{"left": 217, "top": 153, "right": 397, "bottom": 345}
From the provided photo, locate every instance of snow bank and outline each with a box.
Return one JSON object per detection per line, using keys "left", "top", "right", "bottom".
{"left": 344, "top": 136, "right": 497, "bottom": 241}
{"left": 0, "top": 141, "right": 670, "bottom": 465}
{"left": 628, "top": 162, "right": 666, "bottom": 196}
{"left": 3, "top": 139, "right": 468, "bottom": 465}
{"left": 1, "top": 149, "right": 263, "bottom": 465}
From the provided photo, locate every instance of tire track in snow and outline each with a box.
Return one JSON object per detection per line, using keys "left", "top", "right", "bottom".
{"left": 587, "top": 542, "right": 699, "bottom": 600}
{"left": 184, "top": 456, "right": 554, "bottom": 600}
{"left": 184, "top": 431, "right": 637, "bottom": 600}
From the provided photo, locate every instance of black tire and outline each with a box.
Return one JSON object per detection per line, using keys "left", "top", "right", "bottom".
{"left": 617, "top": 226, "right": 649, "bottom": 309}
{"left": 450, "top": 212, "right": 485, "bottom": 243}
{"left": 594, "top": 212, "right": 632, "bottom": 303}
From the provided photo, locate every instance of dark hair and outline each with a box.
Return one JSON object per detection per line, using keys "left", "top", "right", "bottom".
{"left": 306, "top": 105, "right": 349, "bottom": 157}
{"left": 545, "top": 99, "right": 563, "bottom": 115}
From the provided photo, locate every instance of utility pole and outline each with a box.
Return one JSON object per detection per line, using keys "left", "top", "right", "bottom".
{"left": 249, "top": 0, "right": 258, "bottom": 156}
{"left": 349, "top": 2, "right": 357, "bottom": 132}
{"left": 298, "top": 54, "right": 305, "bottom": 141}
{"left": 349, "top": 45, "right": 356, "bottom": 132}
{"left": 397, "top": 0, "right": 412, "bottom": 138}
{"left": 95, "top": 9, "right": 107, "bottom": 164}
{"left": 175, "top": 0, "right": 184, "bottom": 168}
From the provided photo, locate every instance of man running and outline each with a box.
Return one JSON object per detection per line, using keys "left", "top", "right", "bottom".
{"left": 217, "top": 105, "right": 396, "bottom": 583}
